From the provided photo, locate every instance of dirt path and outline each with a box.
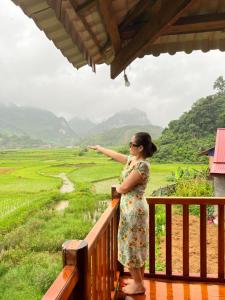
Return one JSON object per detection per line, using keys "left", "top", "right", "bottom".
{"left": 54, "top": 173, "right": 74, "bottom": 211}
{"left": 159, "top": 215, "right": 218, "bottom": 274}
{"left": 57, "top": 173, "right": 74, "bottom": 193}
{"left": 55, "top": 200, "right": 69, "bottom": 211}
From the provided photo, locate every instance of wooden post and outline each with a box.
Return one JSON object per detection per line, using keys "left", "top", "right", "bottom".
{"left": 200, "top": 205, "right": 207, "bottom": 278}
{"left": 62, "top": 239, "right": 88, "bottom": 300}
{"left": 111, "top": 186, "right": 124, "bottom": 275}
{"left": 149, "top": 204, "right": 155, "bottom": 275}
{"left": 218, "top": 205, "right": 224, "bottom": 278}
{"left": 183, "top": 205, "right": 189, "bottom": 277}
{"left": 166, "top": 204, "right": 172, "bottom": 276}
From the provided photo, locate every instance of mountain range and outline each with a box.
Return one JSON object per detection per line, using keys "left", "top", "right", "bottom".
{"left": 0, "top": 105, "right": 163, "bottom": 148}
{"left": 68, "top": 108, "right": 162, "bottom": 143}
{"left": 0, "top": 104, "right": 78, "bottom": 146}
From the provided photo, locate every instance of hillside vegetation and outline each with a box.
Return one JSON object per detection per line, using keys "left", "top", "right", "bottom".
{"left": 154, "top": 79, "right": 225, "bottom": 163}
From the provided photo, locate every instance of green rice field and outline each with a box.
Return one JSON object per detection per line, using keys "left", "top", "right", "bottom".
{"left": 0, "top": 148, "right": 206, "bottom": 300}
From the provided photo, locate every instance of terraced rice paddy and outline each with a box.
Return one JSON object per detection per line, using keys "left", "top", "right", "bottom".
{"left": 0, "top": 148, "right": 206, "bottom": 300}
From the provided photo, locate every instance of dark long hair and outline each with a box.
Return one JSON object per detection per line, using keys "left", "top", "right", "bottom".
{"left": 134, "top": 132, "right": 157, "bottom": 158}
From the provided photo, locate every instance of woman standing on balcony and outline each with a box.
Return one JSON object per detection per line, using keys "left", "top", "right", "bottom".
{"left": 90, "top": 132, "right": 157, "bottom": 295}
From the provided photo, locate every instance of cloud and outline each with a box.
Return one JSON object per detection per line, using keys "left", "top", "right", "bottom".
{"left": 1, "top": 0, "right": 225, "bottom": 127}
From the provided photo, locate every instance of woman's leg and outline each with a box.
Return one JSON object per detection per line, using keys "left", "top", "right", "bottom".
{"left": 122, "top": 267, "right": 145, "bottom": 294}
{"left": 124, "top": 264, "right": 145, "bottom": 285}
{"left": 141, "top": 265, "right": 145, "bottom": 279}
{"left": 129, "top": 267, "right": 143, "bottom": 283}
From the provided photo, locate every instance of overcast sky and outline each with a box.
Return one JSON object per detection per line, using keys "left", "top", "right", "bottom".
{"left": 1, "top": 0, "right": 225, "bottom": 127}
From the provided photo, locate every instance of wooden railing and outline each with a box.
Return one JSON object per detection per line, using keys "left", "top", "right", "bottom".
{"left": 42, "top": 187, "right": 121, "bottom": 300}
{"left": 84, "top": 195, "right": 121, "bottom": 300}
{"left": 43, "top": 194, "right": 225, "bottom": 300}
{"left": 145, "top": 197, "right": 225, "bottom": 283}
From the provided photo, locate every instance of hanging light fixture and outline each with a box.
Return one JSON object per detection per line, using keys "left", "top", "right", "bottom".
{"left": 124, "top": 69, "right": 130, "bottom": 87}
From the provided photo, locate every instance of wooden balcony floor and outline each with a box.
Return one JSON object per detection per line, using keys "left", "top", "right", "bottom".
{"left": 118, "top": 277, "right": 225, "bottom": 300}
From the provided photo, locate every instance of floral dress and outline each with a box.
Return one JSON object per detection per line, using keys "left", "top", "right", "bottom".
{"left": 118, "top": 155, "right": 150, "bottom": 268}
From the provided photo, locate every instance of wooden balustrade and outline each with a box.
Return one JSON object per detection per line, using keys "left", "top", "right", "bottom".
{"left": 42, "top": 187, "right": 121, "bottom": 300}
{"left": 85, "top": 196, "right": 120, "bottom": 300}
{"left": 146, "top": 197, "right": 225, "bottom": 283}
{"left": 43, "top": 194, "right": 225, "bottom": 300}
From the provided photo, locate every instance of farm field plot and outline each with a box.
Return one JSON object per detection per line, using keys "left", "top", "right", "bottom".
{"left": 94, "top": 162, "right": 205, "bottom": 195}
{"left": 0, "top": 148, "right": 206, "bottom": 232}
{"left": 0, "top": 149, "right": 119, "bottom": 229}
{"left": 0, "top": 148, "right": 206, "bottom": 300}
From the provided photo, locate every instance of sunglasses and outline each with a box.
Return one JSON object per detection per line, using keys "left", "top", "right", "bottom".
{"left": 129, "top": 142, "right": 140, "bottom": 148}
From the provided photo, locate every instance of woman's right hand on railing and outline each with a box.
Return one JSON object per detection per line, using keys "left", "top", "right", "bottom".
{"left": 112, "top": 185, "right": 121, "bottom": 199}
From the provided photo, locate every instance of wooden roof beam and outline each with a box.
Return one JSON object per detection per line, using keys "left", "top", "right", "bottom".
{"left": 121, "top": 12, "right": 225, "bottom": 39}
{"left": 119, "top": 0, "right": 156, "bottom": 31}
{"left": 111, "top": 0, "right": 195, "bottom": 79}
{"left": 69, "top": 0, "right": 96, "bottom": 12}
{"left": 76, "top": 0, "right": 96, "bottom": 15}
{"left": 98, "top": 0, "right": 121, "bottom": 54}
{"left": 167, "top": 13, "right": 225, "bottom": 35}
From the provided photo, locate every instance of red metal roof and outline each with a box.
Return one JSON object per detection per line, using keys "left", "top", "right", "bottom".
{"left": 210, "top": 128, "right": 225, "bottom": 175}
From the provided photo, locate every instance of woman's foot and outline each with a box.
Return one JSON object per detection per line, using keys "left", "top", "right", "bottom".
{"left": 122, "top": 282, "right": 145, "bottom": 295}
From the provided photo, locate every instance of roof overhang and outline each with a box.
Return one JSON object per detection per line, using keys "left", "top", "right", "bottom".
{"left": 198, "top": 147, "right": 215, "bottom": 156}
{"left": 11, "top": 0, "right": 225, "bottom": 78}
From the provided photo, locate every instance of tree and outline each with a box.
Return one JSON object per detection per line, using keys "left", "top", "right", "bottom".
{"left": 213, "top": 76, "right": 225, "bottom": 95}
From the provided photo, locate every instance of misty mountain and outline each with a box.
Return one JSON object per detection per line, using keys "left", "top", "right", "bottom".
{"left": 0, "top": 133, "right": 44, "bottom": 149}
{"left": 69, "top": 109, "right": 153, "bottom": 137}
{"left": 93, "top": 108, "right": 151, "bottom": 133}
{"left": 81, "top": 124, "right": 163, "bottom": 146}
{"left": 0, "top": 104, "right": 78, "bottom": 145}
{"left": 0, "top": 106, "right": 162, "bottom": 148}
{"left": 69, "top": 117, "right": 96, "bottom": 137}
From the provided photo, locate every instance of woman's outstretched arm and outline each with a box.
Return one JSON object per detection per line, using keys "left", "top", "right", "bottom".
{"left": 89, "top": 145, "right": 127, "bottom": 164}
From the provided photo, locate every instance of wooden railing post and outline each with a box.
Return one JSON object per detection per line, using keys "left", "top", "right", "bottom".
{"left": 183, "top": 204, "right": 189, "bottom": 277}
{"left": 200, "top": 205, "right": 207, "bottom": 278}
{"left": 149, "top": 204, "right": 155, "bottom": 275}
{"left": 218, "top": 204, "right": 224, "bottom": 279}
{"left": 166, "top": 204, "right": 172, "bottom": 276}
{"left": 111, "top": 185, "right": 124, "bottom": 275}
{"left": 62, "top": 240, "right": 88, "bottom": 300}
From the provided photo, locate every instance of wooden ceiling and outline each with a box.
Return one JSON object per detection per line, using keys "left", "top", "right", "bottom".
{"left": 12, "top": 0, "right": 225, "bottom": 79}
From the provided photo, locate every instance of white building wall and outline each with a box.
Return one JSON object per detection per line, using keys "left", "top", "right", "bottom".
{"left": 213, "top": 175, "right": 225, "bottom": 223}
{"left": 214, "top": 176, "right": 225, "bottom": 196}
